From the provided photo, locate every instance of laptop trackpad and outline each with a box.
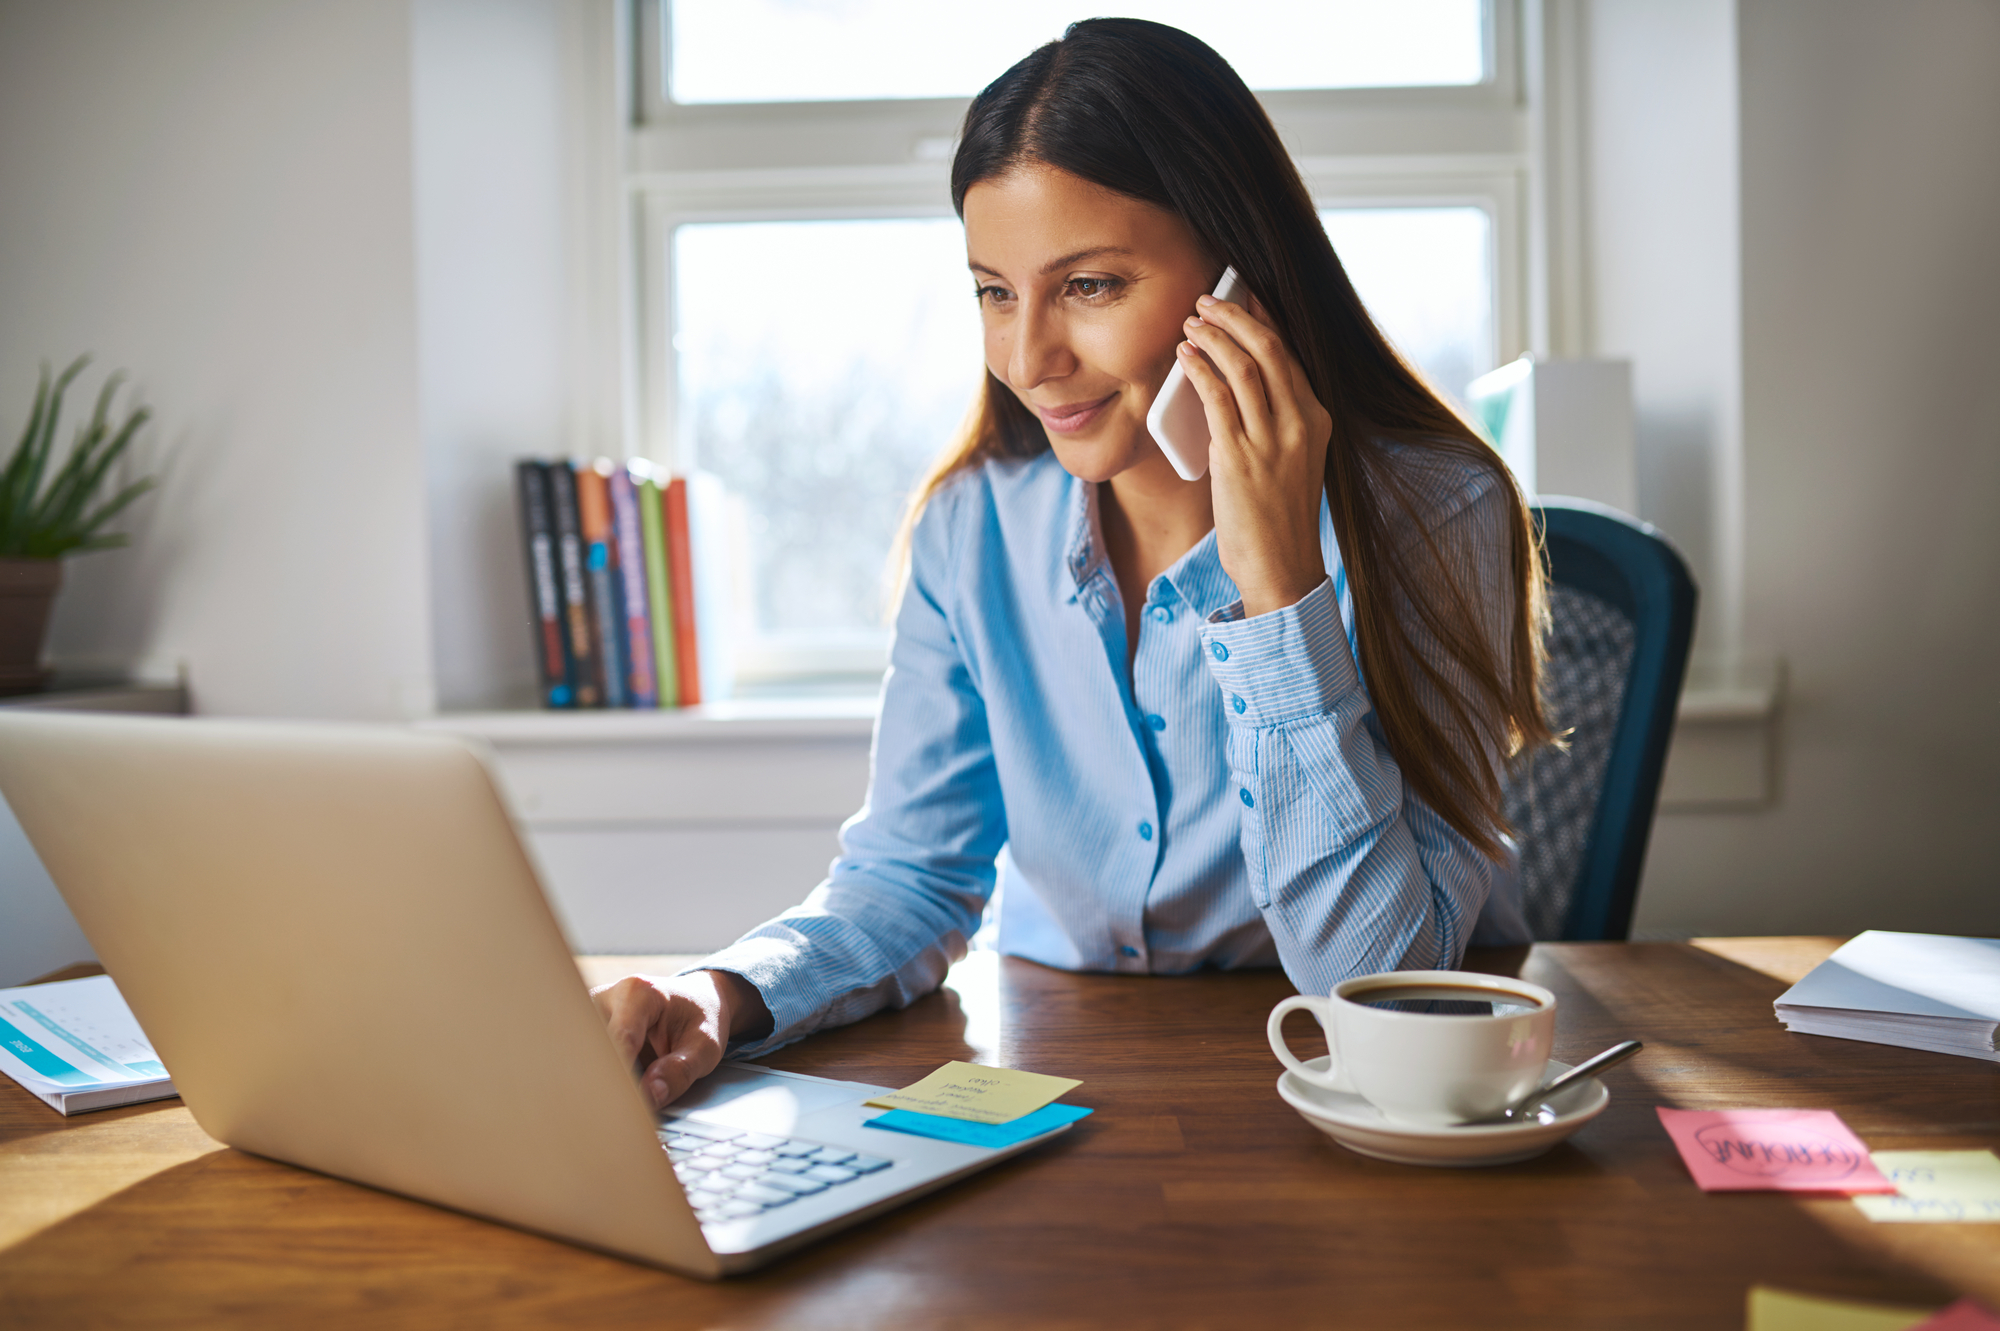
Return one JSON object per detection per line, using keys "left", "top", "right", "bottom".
{"left": 667, "top": 1062, "right": 891, "bottom": 1136}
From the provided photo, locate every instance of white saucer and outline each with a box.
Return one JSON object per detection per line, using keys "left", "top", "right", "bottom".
{"left": 1276, "top": 1057, "right": 1610, "bottom": 1167}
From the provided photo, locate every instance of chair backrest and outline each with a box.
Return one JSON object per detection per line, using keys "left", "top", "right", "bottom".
{"left": 1504, "top": 498, "right": 1697, "bottom": 941}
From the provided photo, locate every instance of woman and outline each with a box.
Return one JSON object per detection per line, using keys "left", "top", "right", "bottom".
{"left": 597, "top": 18, "right": 1550, "bottom": 1107}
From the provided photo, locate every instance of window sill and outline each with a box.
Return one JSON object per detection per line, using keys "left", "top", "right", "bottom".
{"left": 418, "top": 656, "right": 1779, "bottom": 817}
{"left": 416, "top": 696, "right": 879, "bottom": 954}
{"left": 416, "top": 694, "right": 878, "bottom": 747}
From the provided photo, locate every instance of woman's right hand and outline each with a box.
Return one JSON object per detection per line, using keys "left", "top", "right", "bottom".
{"left": 590, "top": 969, "right": 771, "bottom": 1109}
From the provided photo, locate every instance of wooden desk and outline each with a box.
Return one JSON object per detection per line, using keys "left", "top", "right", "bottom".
{"left": 3, "top": 941, "right": 1996, "bottom": 1328}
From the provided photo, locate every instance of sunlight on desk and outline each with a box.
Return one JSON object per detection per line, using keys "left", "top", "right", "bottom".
{"left": 0, "top": 1103, "right": 220, "bottom": 1250}
{"left": 2, "top": 941, "right": 1993, "bottom": 1327}
{"left": 942, "top": 950, "right": 1003, "bottom": 1065}
{"left": 1692, "top": 936, "right": 1847, "bottom": 985}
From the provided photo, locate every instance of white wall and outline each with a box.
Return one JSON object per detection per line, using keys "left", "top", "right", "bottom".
{"left": 0, "top": 0, "right": 441, "bottom": 981}
{"left": 0, "top": 796, "right": 92, "bottom": 987}
{"left": 414, "top": 0, "right": 626, "bottom": 713}
{"left": 1583, "top": 0, "right": 1742, "bottom": 657}
{"left": 0, "top": 0, "right": 434, "bottom": 720}
{"left": 1629, "top": 0, "right": 2000, "bottom": 936}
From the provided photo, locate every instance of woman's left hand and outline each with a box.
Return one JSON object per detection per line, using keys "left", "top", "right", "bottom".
{"left": 1175, "top": 292, "right": 1334, "bottom": 619}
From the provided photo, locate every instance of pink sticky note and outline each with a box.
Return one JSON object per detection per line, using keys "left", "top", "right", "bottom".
{"left": 1655, "top": 1107, "right": 1897, "bottom": 1193}
{"left": 1913, "top": 1300, "right": 2000, "bottom": 1331}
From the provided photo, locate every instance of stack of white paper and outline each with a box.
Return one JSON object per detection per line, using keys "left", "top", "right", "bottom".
{"left": 0, "top": 974, "right": 177, "bottom": 1114}
{"left": 1775, "top": 932, "right": 2000, "bottom": 1062}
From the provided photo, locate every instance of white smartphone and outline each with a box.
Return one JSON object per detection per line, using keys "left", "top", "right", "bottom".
{"left": 1145, "top": 265, "right": 1242, "bottom": 482}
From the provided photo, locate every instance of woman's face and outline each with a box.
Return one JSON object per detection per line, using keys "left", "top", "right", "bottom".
{"left": 962, "top": 166, "right": 1219, "bottom": 484}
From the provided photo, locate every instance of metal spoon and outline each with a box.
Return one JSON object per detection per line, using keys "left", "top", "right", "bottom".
{"left": 1467, "top": 1039, "right": 1644, "bottom": 1125}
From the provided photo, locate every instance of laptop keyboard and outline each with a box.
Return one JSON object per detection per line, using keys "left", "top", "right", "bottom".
{"left": 658, "top": 1117, "right": 893, "bottom": 1227}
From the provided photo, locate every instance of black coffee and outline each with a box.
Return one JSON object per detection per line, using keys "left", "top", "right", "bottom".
{"left": 1348, "top": 983, "right": 1545, "bottom": 1017}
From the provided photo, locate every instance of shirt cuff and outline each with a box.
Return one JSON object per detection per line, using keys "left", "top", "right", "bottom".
{"left": 677, "top": 936, "right": 813, "bottom": 1059}
{"left": 1199, "top": 576, "right": 1360, "bottom": 727}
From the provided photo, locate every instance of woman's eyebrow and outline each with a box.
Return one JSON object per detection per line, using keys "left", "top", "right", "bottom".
{"left": 967, "top": 246, "right": 1137, "bottom": 280}
{"left": 1038, "top": 245, "right": 1134, "bottom": 274}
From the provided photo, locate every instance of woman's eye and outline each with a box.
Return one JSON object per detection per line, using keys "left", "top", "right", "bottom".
{"left": 974, "top": 284, "right": 1013, "bottom": 305}
{"left": 1067, "top": 277, "right": 1119, "bottom": 300}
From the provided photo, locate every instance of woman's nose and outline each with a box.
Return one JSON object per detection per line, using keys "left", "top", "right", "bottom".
{"left": 1006, "top": 301, "right": 1075, "bottom": 389}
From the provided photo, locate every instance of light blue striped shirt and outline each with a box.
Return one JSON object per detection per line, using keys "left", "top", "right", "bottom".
{"left": 695, "top": 446, "right": 1529, "bottom": 1056}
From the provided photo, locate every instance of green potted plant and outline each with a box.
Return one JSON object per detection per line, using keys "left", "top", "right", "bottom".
{"left": 0, "top": 358, "right": 155, "bottom": 695}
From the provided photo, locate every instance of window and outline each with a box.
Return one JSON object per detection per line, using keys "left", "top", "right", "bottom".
{"left": 630, "top": 1, "right": 1524, "bottom": 690}
{"left": 668, "top": 1, "right": 1486, "bottom": 104}
{"left": 1321, "top": 207, "right": 1496, "bottom": 406}
{"left": 673, "top": 218, "right": 982, "bottom": 672}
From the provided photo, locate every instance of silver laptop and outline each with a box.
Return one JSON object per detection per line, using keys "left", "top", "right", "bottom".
{"left": 0, "top": 711, "right": 1073, "bottom": 1277}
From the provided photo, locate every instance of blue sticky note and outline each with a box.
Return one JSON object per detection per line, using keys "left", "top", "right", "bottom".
{"left": 864, "top": 1102, "right": 1093, "bottom": 1148}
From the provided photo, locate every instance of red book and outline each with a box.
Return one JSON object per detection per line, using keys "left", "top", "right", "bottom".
{"left": 663, "top": 477, "right": 702, "bottom": 706}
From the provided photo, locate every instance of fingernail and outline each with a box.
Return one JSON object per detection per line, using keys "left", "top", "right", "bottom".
{"left": 1185, "top": 315, "right": 1204, "bottom": 328}
{"left": 648, "top": 1076, "right": 668, "bottom": 1100}
{"left": 1177, "top": 341, "right": 1194, "bottom": 355}
{"left": 1197, "top": 294, "right": 1217, "bottom": 307}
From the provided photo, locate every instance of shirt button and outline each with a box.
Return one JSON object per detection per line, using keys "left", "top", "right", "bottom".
{"left": 1149, "top": 604, "right": 1172, "bottom": 624}
{"left": 1210, "top": 641, "right": 1229, "bottom": 662}
{"left": 1230, "top": 694, "right": 1246, "bottom": 714}
{"left": 1137, "top": 820, "right": 1154, "bottom": 841}
{"left": 1146, "top": 713, "right": 1166, "bottom": 731}
{"left": 1240, "top": 787, "right": 1255, "bottom": 808}
{"left": 1119, "top": 945, "right": 1140, "bottom": 958}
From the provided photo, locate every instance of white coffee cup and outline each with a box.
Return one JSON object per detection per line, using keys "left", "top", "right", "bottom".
{"left": 1267, "top": 970, "right": 1558, "bottom": 1127}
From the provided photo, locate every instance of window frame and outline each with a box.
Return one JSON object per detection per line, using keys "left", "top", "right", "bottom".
{"left": 627, "top": 0, "right": 1529, "bottom": 686}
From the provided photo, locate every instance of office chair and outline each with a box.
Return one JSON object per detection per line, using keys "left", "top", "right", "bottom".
{"left": 1503, "top": 498, "right": 1697, "bottom": 941}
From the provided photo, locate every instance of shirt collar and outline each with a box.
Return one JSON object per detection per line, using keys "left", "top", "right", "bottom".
{"left": 1160, "top": 529, "right": 1239, "bottom": 621}
{"left": 1157, "top": 491, "right": 1343, "bottom": 622}
{"left": 1062, "top": 474, "right": 1107, "bottom": 592}
{"left": 1062, "top": 475, "right": 1241, "bottom": 618}
{"left": 1061, "top": 477, "right": 1339, "bottom": 617}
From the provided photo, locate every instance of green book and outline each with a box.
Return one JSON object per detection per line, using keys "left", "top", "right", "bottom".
{"left": 636, "top": 467, "right": 679, "bottom": 706}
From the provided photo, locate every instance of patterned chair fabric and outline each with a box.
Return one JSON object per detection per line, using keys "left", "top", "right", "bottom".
{"left": 1504, "top": 585, "right": 1636, "bottom": 940}
{"left": 1500, "top": 500, "right": 1698, "bottom": 942}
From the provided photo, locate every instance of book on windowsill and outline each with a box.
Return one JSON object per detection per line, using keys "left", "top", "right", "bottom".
{"left": 514, "top": 461, "right": 575, "bottom": 707}
{"left": 636, "top": 464, "right": 680, "bottom": 706}
{"left": 0, "top": 974, "right": 177, "bottom": 1114}
{"left": 1774, "top": 931, "right": 2000, "bottom": 1062}
{"left": 545, "top": 460, "right": 602, "bottom": 707}
{"left": 662, "top": 475, "right": 703, "bottom": 705}
{"left": 608, "top": 462, "right": 660, "bottom": 708}
{"left": 511, "top": 457, "right": 741, "bottom": 709}
{"left": 575, "top": 461, "right": 630, "bottom": 708}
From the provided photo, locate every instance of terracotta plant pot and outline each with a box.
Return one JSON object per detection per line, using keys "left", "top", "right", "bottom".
{"left": 0, "top": 558, "right": 63, "bottom": 695}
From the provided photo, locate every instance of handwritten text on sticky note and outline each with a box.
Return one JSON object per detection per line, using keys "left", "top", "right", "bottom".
{"left": 864, "top": 1061, "right": 1080, "bottom": 1125}
{"left": 1656, "top": 1107, "right": 1897, "bottom": 1193}
{"left": 1855, "top": 1150, "right": 2000, "bottom": 1223}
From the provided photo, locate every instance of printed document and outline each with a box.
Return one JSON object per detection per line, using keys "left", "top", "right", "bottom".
{"left": 0, "top": 974, "right": 176, "bottom": 1115}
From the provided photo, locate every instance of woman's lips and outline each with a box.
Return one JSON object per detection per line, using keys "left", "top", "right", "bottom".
{"left": 1034, "top": 394, "right": 1116, "bottom": 435}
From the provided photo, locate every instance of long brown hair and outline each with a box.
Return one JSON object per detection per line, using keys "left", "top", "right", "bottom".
{"left": 903, "top": 18, "right": 1549, "bottom": 858}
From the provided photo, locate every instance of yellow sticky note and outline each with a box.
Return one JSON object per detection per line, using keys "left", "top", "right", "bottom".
{"left": 864, "top": 1061, "right": 1081, "bottom": 1125}
{"left": 1855, "top": 1150, "right": 2000, "bottom": 1223}
{"left": 1746, "top": 1285, "right": 1936, "bottom": 1331}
